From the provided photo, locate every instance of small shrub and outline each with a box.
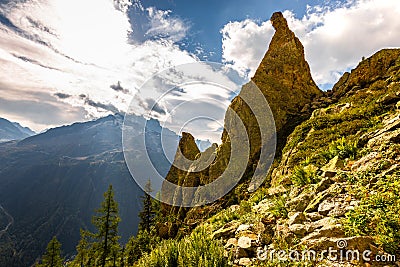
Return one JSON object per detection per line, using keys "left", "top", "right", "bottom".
{"left": 343, "top": 172, "right": 400, "bottom": 254}
{"left": 136, "top": 227, "right": 228, "bottom": 267}
{"left": 290, "top": 165, "right": 319, "bottom": 186}
{"left": 269, "top": 195, "right": 288, "bottom": 219}
{"left": 321, "top": 137, "right": 358, "bottom": 161}
{"left": 209, "top": 209, "right": 239, "bottom": 230}
{"left": 249, "top": 187, "right": 268, "bottom": 205}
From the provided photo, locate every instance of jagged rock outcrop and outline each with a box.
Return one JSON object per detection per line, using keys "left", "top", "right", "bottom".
{"left": 331, "top": 49, "right": 400, "bottom": 99}
{"left": 161, "top": 12, "right": 322, "bottom": 236}
{"left": 252, "top": 12, "right": 322, "bottom": 137}
{"left": 161, "top": 132, "right": 200, "bottom": 218}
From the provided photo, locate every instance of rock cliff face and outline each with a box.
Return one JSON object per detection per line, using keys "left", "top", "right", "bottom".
{"left": 161, "top": 12, "right": 322, "bottom": 233}
{"left": 252, "top": 12, "right": 322, "bottom": 137}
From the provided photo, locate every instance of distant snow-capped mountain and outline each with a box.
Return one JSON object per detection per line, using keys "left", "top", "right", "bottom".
{"left": 0, "top": 117, "right": 36, "bottom": 142}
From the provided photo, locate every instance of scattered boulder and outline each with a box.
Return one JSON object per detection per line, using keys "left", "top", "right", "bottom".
{"left": 238, "top": 257, "right": 252, "bottom": 266}
{"left": 305, "top": 212, "right": 324, "bottom": 222}
{"left": 267, "top": 185, "right": 288, "bottom": 196}
{"left": 289, "top": 224, "right": 308, "bottom": 236}
{"left": 237, "top": 236, "right": 252, "bottom": 249}
{"left": 318, "top": 198, "right": 336, "bottom": 216}
{"left": 301, "top": 224, "right": 345, "bottom": 241}
{"left": 212, "top": 221, "right": 240, "bottom": 239}
{"left": 287, "top": 212, "right": 307, "bottom": 225}
{"left": 315, "top": 177, "right": 335, "bottom": 193}
{"left": 286, "top": 192, "right": 314, "bottom": 212}
{"left": 236, "top": 224, "right": 252, "bottom": 234}
{"left": 376, "top": 92, "right": 400, "bottom": 105}
{"left": 321, "top": 156, "right": 344, "bottom": 178}
{"left": 305, "top": 183, "right": 342, "bottom": 213}
{"left": 224, "top": 238, "right": 238, "bottom": 248}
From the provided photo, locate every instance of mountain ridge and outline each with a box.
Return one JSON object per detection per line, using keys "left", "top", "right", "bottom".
{"left": 0, "top": 118, "right": 35, "bottom": 142}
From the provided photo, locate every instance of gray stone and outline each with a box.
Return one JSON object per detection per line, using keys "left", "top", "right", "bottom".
{"left": 238, "top": 258, "right": 252, "bottom": 266}
{"left": 289, "top": 224, "right": 308, "bottom": 236}
{"left": 305, "top": 184, "right": 342, "bottom": 213}
{"left": 305, "top": 212, "right": 324, "bottom": 222}
{"left": 377, "top": 93, "right": 400, "bottom": 105}
{"left": 321, "top": 156, "right": 344, "bottom": 173}
{"left": 310, "top": 217, "right": 336, "bottom": 230}
{"left": 237, "top": 236, "right": 252, "bottom": 249}
{"left": 212, "top": 221, "right": 240, "bottom": 239}
{"left": 315, "top": 177, "right": 334, "bottom": 193}
{"left": 299, "top": 236, "right": 376, "bottom": 253}
{"left": 318, "top": 198, "right": 336, "bottom": 216}
{"left": 224, "top": 238, "right": 238, "bottom": 248}
{"left": 302, "top": 224, "right": 345, "bottom": 241}
{"left": 287, "top": 212, "right": 307, "bottom": 225}
{"left": 236, "top": 224, "right": 252, "bottom": 233}
{"left": 268, "top": 185, "right": 288, "bottom": 196}
{"left": 286, "top": 192, "right": 313, "bottom": 212}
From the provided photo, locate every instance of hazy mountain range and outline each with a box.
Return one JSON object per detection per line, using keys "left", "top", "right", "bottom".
{"left": 0, "top": 118, "right": 36, "bottom": 142}
{"left": 0, "top": 114, "right": 180, "bottom": 266}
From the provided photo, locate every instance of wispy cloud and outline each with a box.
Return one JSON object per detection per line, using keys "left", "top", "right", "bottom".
{"left": 221, "top": 0, "right": 400, "bottom": 88}
{"left": 145, "top": 7, "right": 190, "bottom": 42}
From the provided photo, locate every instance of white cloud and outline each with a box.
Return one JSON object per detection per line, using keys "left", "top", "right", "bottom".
{"left": 221, "top": 19, "right": 274, "bottom": 78}
{"left": 0, "top": 0, "right": 196, "bottom": 131}
{"left": 221, "top": 0, "right": 400, "bottom": 87}
{"left": 145, "top": 7, "right": 190, "bottom": 42}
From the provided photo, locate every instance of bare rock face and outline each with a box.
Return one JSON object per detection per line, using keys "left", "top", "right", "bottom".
{"left": 252, "top": 12, "right": 322, "bottom": 139}
{"left": 161, "top": 132, "right": 200, "bottom": 217}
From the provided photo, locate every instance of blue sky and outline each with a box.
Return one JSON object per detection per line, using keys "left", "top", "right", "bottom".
{"left": 128, "top": 0, "right": 338, "bottom": 61}
{"left": 0, "top": 0, "right": 400, "bottom": 141}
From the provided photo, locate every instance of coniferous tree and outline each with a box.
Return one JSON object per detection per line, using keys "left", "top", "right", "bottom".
{"left": 124, "top": 181, "right": 161, "bottom": 265}
{"left": 90, "top": 184, "right": 121, "bottom": 267}
{"left": 37, "top": 236, "right": 63, "bottom": 267}
{"left": 138, "top": 180, "right": 156, "bottom": 232}
{"left": 74, "top": 230, "right": 90, "bottom": 267}
{"left": 120, "top": 246, "right": 125, "bottom": 267}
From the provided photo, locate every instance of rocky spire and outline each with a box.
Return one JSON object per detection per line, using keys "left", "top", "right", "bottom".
{"left": 252, "top": 12, "right": 322, "bottom": 135}
{"left": 161, "top": 132, "right": 200, "bottom": 217}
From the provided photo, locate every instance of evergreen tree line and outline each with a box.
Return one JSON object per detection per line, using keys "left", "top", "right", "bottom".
{"left": 36, "top": 181, "right": 161, "bottom": 267}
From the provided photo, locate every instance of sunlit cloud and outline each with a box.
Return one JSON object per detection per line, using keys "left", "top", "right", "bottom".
{"left": 0, "top": 0, "right": 197, "bottom": 132}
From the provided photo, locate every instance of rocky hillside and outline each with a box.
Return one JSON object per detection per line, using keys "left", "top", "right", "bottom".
{"left": 159, "top": 12, "right": 322, "bottom": 232}
{"left": 208, "top": 47, "right": 400, "bottom": 266}
{"left": 141, "top": 12, "right": 400, "bottom": 267}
